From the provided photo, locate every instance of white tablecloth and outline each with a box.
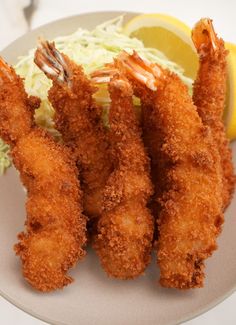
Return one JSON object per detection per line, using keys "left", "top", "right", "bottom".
{"left": 0, "top": 0, "right": 235, "bottom": 324}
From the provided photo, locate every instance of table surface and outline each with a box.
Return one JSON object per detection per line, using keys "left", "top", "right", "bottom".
{"left": 0, "top": 0, "right": 235, "bottom": 324}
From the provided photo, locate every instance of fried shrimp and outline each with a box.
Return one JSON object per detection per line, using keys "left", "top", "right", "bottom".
{"left": 34, "top": 40, "right": 112, "bottom": 218}
{"left": 0, "top": 57, "right": 86, "bottom": 292}
{"left": 192, "top": 18, "right": 235, "bottom": 208}
{"left": 91, "top": 69, "right": 154, "bottom": 279}
{"left": 116, "top": 51, "right": 223, "bottom": 288}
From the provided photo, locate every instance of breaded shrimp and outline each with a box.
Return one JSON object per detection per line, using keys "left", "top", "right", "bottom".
{"left": 0, "top": 57, "right": 86, "bottom": 292}
{"left": 192, "top": 18, "right": 235, "bottom": 208}
{"left": 91, "top": 70, "right": 154, "bottom": 279}
{"left": 34, "top": 40, "right": 112, "bottom": 218}
{"left": 116, "top": 51, "right": 223, "bottom": 288}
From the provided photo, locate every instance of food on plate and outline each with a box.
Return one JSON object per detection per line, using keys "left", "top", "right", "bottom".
{"left": 0, "top": 57, "right": 86, "bottom": 292}
{"left": 0, "top": 15, "right": 235, "bottom": 291}
{"left": 124, "top": 13, "right": 236, "bottom": 142}
{"left": 34, "top": 40, "right": 112, "bottom": 218}
{"left": 192, "top": 18, "right": 235, "bottom": 209}
{"left": 91, "top": 69, "right": 154, "bottom": 278}
{"left": 115, "top": 50, "right": 224, "bottom": 288}
{"left": 123, "top": 13, "right": 198, "bottom": 80}
{"left": 0, "top": 16, "right": 193, "bottom": 175}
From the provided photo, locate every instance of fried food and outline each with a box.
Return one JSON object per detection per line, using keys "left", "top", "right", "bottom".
{"left": 192, "top": 18, "right": 235, "bottom": 208}
{"left": 1, "top": 16, "right": 234, "bottom": 292}
{"left": 116, "top": 51, "right": 223, "bottom": 288}
{"left": 0, "top": 57, "right": 86, "bottom": 292}
{"left": 91, "top": 70, "right": 154, "bottom": 278}
{"left": 34, "top": 40, "right": 112, "bottom": 218}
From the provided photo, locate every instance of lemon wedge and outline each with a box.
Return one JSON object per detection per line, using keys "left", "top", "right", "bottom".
{"left": 225, "top": 43, "right": 236, "bottom": 139}
{"left": 123, "top": 13, "right": 236, "bottom": 140}
{"left": 124, "top": 13, "right": 198, "bottom": 79}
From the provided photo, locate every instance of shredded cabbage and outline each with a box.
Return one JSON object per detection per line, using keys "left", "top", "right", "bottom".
{"left": 0, "top": 139, "right": 11, "bottom": 175}
{"left": 0, "top": 15, "right": 193, "bottom": 174}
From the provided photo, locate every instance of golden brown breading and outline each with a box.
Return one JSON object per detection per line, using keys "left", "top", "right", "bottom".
{"left": 116, "top": 51, "right": 223, "bottom": 288}
{"left": 155, "top": 75, "right": 223, "bottom": 288}
{"left": 95, "top": 202, "right": 153, "bottom": 278}
{"left": 0, "top": 57, "right": 86, "bottom": 292}
{"left": 93, "top": 74, "right": 154, "bottom": 279}
{"left": 34, "top": 41, "right": 112, "bottom": 218}
{"left": 192, "top": 18, "right": 235, "bottom": 208}
{"left": 0, "top": 62, "right": 33, "bottom": 145}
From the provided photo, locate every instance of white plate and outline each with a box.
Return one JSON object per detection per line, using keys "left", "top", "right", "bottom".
{"left": 0, "top": 11, "right": 235, "bottom": 325}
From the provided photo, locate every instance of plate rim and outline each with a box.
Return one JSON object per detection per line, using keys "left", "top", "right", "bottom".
{"left": 0, "top": 10, "right": 140, "bottom": 58}
{"left": 1, "top": 266, "right": 236, "bottom": 325}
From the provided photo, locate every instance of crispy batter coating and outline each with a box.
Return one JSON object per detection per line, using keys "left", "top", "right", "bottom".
{"left": 154, "top": 75, "right": 223, "bottom": 288}
{"left": 192, "top": 18, "right": 235, "bottom": 208}
{"left": 116, "top": 52, "right": 223, "bottom": 288}
{"left": 34, "top": 41, "right": 112, "bottom": 218}
{"left": 0, "top": 61, "right": 33, "bottom": 145}
{"left": 93, "top": 75, "right": 154, "bottom": 279}
{"left": 0, "top": 57, "right": 86, "bottom": 292}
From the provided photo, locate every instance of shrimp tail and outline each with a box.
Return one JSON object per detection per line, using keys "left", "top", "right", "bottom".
{"left": 34, "top": 39, "right": 71, "bottom": 86}
{"left": 0, "top": 57, "right": 14, "bottom": 80}
{"left": 191, "top": 18, "right": 220, "bottom": 57}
